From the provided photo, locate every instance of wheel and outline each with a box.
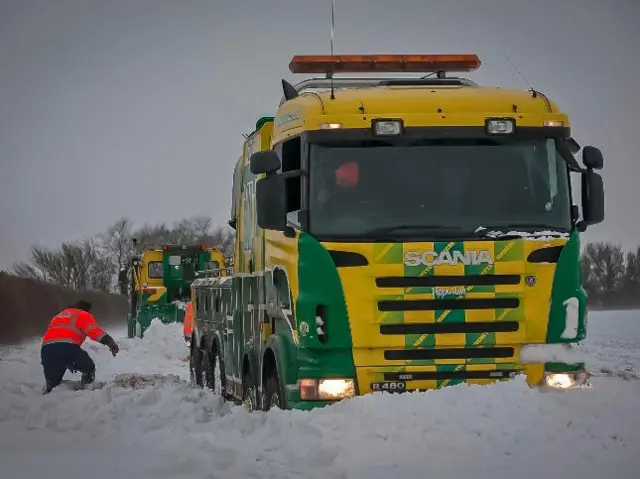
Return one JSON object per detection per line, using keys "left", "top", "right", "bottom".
{"left": 209, "top": 346, "right": 227, "bottom": 398}
{"left": 203, "top": 349, "right": 214, "bottom": 390}
{"left": 242, "top": 370, "right": 256, "bottom": 411}
{"left": 202, "top": 347, "right": 225, "bottom": 396}
{"left": 190, "top": 344, "right": 204, "bottom": 388}
{"left": 263, "top": 371, "right": 284, "bottom": 411}
{"left": 126, "top": 314, "right": 133, "bottom": 338}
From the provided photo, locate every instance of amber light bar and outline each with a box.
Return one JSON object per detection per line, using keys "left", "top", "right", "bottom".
{"left": 289, "top": 54, "right": 481, "bottom": 74}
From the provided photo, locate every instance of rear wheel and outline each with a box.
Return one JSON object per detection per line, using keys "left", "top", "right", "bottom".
{"left": 263, "top": 371, "right": 284, "bottom": 411}
{"left": 242, "top": 370, "right": 256, "bottom": 411}
{"left": 190, "top": 343, "right": 204, "bottom": 388}
{"left": 203, "top": 349, "right": 214, "bottom": 390}
{"left": 201, "top": 346, "right": 225, "bottom": 394}
{"left": 211, "top": 347, "right": 227, "bottom": 397}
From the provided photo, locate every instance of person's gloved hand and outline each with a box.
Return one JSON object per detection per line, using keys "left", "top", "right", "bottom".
{"left": 100, "top": 334, "right": 119, "bottom": 357}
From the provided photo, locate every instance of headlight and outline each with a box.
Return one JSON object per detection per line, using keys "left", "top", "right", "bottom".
{"left": 300, "top": 378, "right": 355, "bottom": 400}
{"left": 544, "top": 371, "right": 591, "bottom": 389}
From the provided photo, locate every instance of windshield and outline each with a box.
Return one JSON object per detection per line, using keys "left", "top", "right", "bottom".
{"left": 308, "top": 139, "right": 572, "bottom": 240}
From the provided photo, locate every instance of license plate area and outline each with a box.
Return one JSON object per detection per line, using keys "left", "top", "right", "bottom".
{"left": 370, "top": 381, "right": 406, "bottom": 393}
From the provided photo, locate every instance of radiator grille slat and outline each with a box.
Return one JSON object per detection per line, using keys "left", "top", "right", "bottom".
{"left": 384, "top": 347, "right": 515, "bottom": 361}
{"left": 376, "top": 275, "right": 520, "bottom": 288}
{"left": 378, "top": 297, "right": 519, "bottom": 311}
{"left": 380, "top": 321, "right": 519, "bottom": 335}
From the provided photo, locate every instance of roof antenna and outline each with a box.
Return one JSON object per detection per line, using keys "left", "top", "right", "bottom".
{"left": 329, "top": 0, "right": 336, "bottom": 100}
{"left": 503, "top": 53, "right": 537, "bottom": 98}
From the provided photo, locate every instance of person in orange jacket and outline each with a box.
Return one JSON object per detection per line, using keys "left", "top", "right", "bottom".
{"left": 40, "top": 300, "right": 119, "bottom": 394}
{"left": 183, "top": 301, "right": 193, "bottom": 344}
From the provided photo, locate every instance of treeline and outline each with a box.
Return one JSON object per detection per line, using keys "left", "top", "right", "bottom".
{"left": 8, "top": 216, "right": 235, "bottom": 294}
{"left": 0, "top": 272, "right": 128, "bottom": 344}
{"left": 581, "top": 242, "right": 640, "bottom": 309}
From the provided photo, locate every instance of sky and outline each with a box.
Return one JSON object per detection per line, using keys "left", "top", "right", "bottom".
{"left": 1, "top": 0, "right": 638, "bottom": 270}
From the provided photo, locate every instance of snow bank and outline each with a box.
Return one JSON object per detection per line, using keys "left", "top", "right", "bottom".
{"left": 1, "top": 312, "right": 639, "bottom": 479}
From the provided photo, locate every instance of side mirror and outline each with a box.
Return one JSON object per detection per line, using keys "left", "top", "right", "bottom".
{"left": 580, "top": 170, "right": 604, "bottom": 228}
{"left": 582, "top": 146, "right": 603, "bottom": 170}
{"left": 250, "top": 151, "right": 281, "bottom": 175}
{"left": 256, "top": 175, "right": 287, "bottom": 231}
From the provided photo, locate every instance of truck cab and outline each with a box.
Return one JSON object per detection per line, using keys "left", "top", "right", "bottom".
{"left": 125, "top": 244, "right": 227, "bottom": 338}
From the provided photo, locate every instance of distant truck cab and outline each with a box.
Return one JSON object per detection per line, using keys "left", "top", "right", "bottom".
{"left": 191, "top": 53, "right": 605, "bottom": 410}
{"left": 124, "top": 244, "right": 226, "bottom": 338}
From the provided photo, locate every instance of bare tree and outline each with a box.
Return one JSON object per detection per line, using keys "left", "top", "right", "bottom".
{"left": 622, "top": 247, "right": 640, "bottom": 297}
{"left": 133, "top": 222, "right": 173, "bottom": 247}
{"left": 90, "top": 254, "right": 117, "bottom": 292}
{"left": 209, "top": 226, "right": 235, "bottom": 259}
{"left": 190, "top": 215, "right": 213, "bottom": 239}
{"left": 13, "top": 261, "right": 45, "bottom": 281}
{"left": 581, "top": 242, "right": 625, "bottom": 294}
{"left": 101, "top": 217, "right": 134, "bottom": 269}
{"left": 13, "top": 245, "right": 61, "bottom": 283}
{"left": 11, "top": 240, "right": 110, "bottom": 292}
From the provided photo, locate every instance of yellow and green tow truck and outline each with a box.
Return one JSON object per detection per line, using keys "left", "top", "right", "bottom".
{"left": 124, "top": 243, "right": 226, "bottom": 338}
{"left": 190, "top": 53, "right": 605, "bottom": 410}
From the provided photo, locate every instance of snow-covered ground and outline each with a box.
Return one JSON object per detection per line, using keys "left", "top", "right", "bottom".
{"left": 1, "top": 310, "right": 639, "bottom": 479}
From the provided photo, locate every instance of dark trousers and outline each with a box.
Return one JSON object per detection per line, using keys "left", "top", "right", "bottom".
{"left": 41, "top": 342, "right": 96, "bottom": 393}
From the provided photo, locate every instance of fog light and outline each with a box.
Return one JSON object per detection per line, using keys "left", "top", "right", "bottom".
{"left": 373, "top": 119, "right": 403, "bottom": 136}
{"left": 299, "top": 378, "right": 355, "bottom": 400}
{"left": 486, "top": 118, "right": 515, "bottom": 135}
{"left": 544, "top": 371, "right": 591, "bottom": 389}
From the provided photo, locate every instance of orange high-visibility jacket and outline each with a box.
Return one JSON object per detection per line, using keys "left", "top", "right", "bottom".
{"left": 42, "top": 308, "right": 107, "bottom": 346}
{"left": 183, "top": 301, "right": 193, "bottom": 339}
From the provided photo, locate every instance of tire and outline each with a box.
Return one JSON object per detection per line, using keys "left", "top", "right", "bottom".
{"left": 190, "top": 344, "right": 204, "bottom": 388}
{"left": 203, "top": 349, "right": 214, "bottom": 390}
{"left": 263, "top": 370, "right": 284, "bottom": 411}
{"left": 242, "top": 370, "right": 256, "bottom": 411}
{"left": 127, "top": 314, "right": 133, "bottom": 338}
{"left": 211, "top": 346, "right": 227, "bottom": 398}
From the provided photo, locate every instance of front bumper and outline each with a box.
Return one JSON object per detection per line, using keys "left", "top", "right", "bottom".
{"left": 284, "top": 362, "right": 590, "bottom": 408}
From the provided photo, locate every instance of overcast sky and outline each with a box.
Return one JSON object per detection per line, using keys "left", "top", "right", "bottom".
{"left": 1, "top": 0, "right": 638, "bottom": 269}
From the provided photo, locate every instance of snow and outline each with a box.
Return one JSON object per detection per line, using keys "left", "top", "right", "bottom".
{"left": 2, "top": 311, "right": 640, "bottom": 479}
{"left": 561, "top": 297, "right": 580, "bottom": 339}
{"left": 172, "top": 300, "right": 189, "bottom": 310}
{"left": 479, "top": 229, "right": 570, "bottom": 241}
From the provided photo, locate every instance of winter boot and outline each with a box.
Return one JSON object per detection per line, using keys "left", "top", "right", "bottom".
{"left": 80, "top": 370, "right": 95, "bottom": 387}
